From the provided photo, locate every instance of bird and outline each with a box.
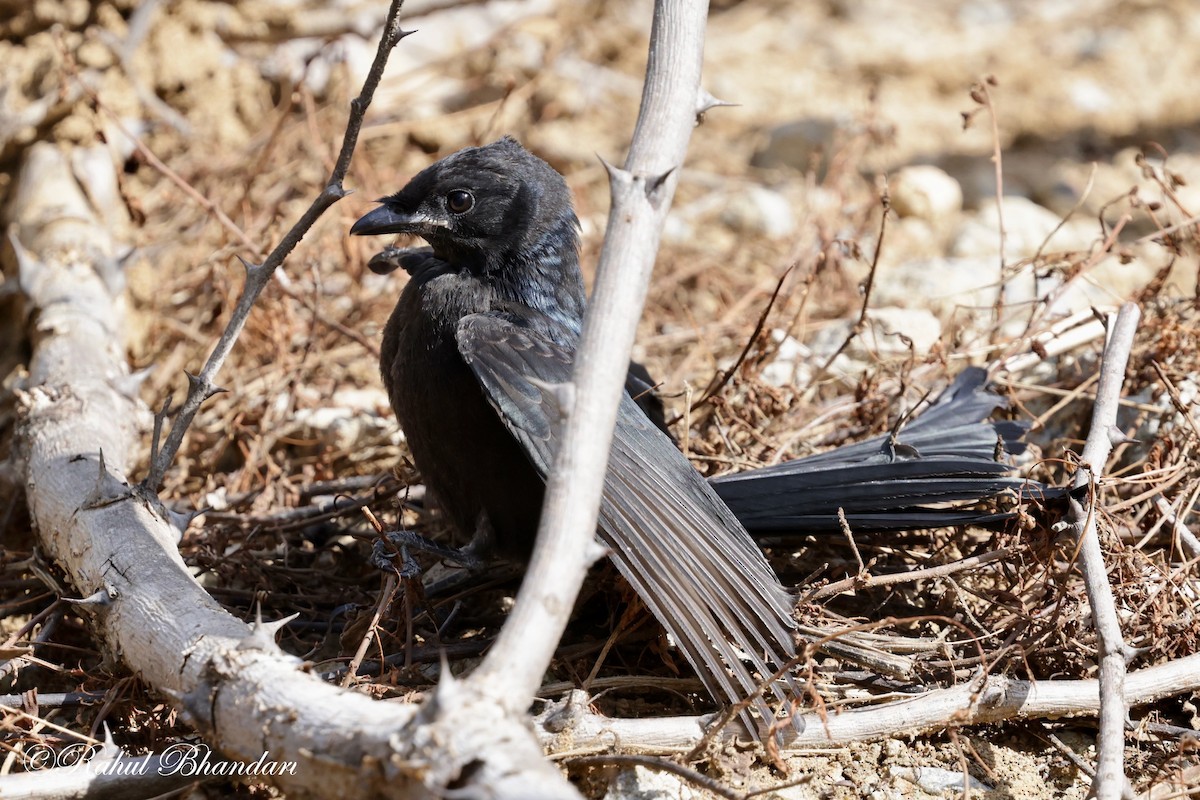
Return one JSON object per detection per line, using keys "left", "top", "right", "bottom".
{"left": 350, "top": 136, "right": 1032, "bottom": 735}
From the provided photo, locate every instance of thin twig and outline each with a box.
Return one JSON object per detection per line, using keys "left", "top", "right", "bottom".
{"left": 837, "top": 507, "right": 866, "bottom": 574}
{"left": 676, "top": 261, "right": 797, "bottom": 421}
{"left": 814, "top": 186, "right": 889, "bottom": 378}
{"left": 1153, "top": 496, "right": 1200, "bottom": 561}
{"left": 966, "top": 76, "right": 1007, "bottom": 332}
{"left": 344, "top": 572, "right": 399, "bottom": 688}
{"left": 1058, "top": 302, "right": 1141, "bottom": 800}
{"left": 541, "top": 650, "right": 1200, "bottom": 752}
{"left": 1040, "top": 726, "right": 1098, "bottom": 780}
{"left": 142, "top": 2, "right": 412, "bottom": 490}
{"left": 806, "top": 548, "right": 1015, "bottom": 602}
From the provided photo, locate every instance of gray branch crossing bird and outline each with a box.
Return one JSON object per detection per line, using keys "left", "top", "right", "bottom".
{"left": 351, "top": 136, "right": 1031, "bottom": 736}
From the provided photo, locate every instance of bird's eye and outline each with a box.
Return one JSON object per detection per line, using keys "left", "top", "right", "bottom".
{"left": 446, "top": 190, "right": 474, "bottom": 214}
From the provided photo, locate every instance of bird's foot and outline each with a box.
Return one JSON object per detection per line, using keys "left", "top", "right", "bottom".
{"left": 370, "top": 528, "right": 486, "bottom": 574}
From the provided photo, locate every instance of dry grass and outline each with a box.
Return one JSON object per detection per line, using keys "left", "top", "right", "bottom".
{"left": 2, "top": 0, "right": 1200, "bottom": 796}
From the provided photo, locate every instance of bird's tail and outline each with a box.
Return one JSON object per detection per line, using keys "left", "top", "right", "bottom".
{"left": 711, "top": 367, "right": 1043, "bottom": 535}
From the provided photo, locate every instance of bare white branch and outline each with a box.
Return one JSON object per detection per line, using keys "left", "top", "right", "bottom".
{"left": 8, "top": 143, "right": 569, "bottom": 800}
{"left": 474, "top": 0, "right": 710, "bottom": 705}
{"left": 1065, "top": 302, "right": 1141, "bottom": 800}
{"left": 538, "top": 651, "right": 1200, "bottom": 753}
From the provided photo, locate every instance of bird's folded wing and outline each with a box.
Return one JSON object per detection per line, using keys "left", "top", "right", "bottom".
{"left": 457, "top": 311, "right": 798, "bottom": 728}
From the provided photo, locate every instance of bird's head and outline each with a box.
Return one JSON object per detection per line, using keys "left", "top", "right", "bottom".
{"left": 350, "top": 136, "right": 578, "bottom": 273}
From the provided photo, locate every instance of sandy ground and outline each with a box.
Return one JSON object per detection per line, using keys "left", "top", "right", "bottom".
{"left": 2, "top": 0, "right": 1200, "bottom": 797}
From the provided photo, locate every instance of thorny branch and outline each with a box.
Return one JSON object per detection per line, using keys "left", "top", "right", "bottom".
{"left": 10, "top": 3, "right": 1200, "bottom": 796}
{"left": 473, "top": 0, "right": 711, "bottom": 707}
{"left": 142, "top": 0, "right": 412, "bottom": 491}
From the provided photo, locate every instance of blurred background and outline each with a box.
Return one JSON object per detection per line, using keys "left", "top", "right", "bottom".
{"left": 4, "top": 0, "right": 1198, "bottom": 472}
{"left": 2, "top": 1, "right": 1199, "bottom": 795}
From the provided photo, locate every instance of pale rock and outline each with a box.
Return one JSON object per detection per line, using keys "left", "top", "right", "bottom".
{"left": 877, "top": 217, "right": 944, "bottom": 273}
{"left": 1046, "top": 253, "right": 1168, "bottom": 316}
{"left": 1069, "top": 77, "right": 1113, "bottom": 112}
{"left": 351, "top": 0, "right": 556, "bottom": 117}
{"left": 761, "top": 330, "right": 813, "bottom": 387}
{"left": 752, "top": 117, "right": 843, "bottom": 171}
{"left": 332, "top": 387, "right": 393, "bottom": 415}
{"left": 957, "top": 0, "right": 1015, "bottom": 28}
{"left": 875, "top": 256, "right": 985, "bottom": 314}
{"left": 603, "top": 765, "right": 699, "bottom": 800}
{"left": 661, "top": 214, "right": 693, "bottom": 244}
{"left": 808, "top": 307, "right": 942, "bottom": 370}
{"left": 952, "top": 195, "right": 1097, "bottom": 260}
{"left": 1034, "top": 148, "right": 1149, "bottom": 223}
{"left": 890, "top": 165, "right": 963, "bottom": 223}
{"left": 938, "top": 153, "right": 1036, "bottom": 209}
{"left": 719, "top": 185, "right": 796, "bottom": 239}
{"left": 204, "top": 487, "right": 231, "bottom": 512}
{"left": 665, "top": 185, "right": 794, "bottom": 243}
{"left": 292, "top": 408, "right": 372, "bottom": 451}
{"left": 1168, "top": 181, "right": 1200, "bottom": 220}
{"left": 864, "top": 307, "right": 943, "bottom": 355}
{"left": 889, "top": 765, "right": 993, "bottom": 793}
{"left": 876, "top": 254, "right": 1077, "bottom": 339}
{"left": 290, "top": 387, "right": 399, "bottom": 451}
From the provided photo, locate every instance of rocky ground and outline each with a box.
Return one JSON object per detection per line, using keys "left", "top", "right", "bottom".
{"left": 2, "top": 0, "right": 1199, "bottom": 797}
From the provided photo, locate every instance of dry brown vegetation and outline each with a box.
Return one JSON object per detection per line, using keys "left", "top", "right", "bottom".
{"left": 2, "top": 0, "right": 1200, "bottom": 797}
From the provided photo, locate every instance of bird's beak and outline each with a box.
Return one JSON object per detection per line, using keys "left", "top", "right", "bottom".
{"left": 350, "top": 204, "right": 426, "bottom": 236}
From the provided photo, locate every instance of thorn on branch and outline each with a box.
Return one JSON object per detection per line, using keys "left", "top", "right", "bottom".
{"left": 646, "top": 167, "right": 675, "bottom": 202}
{"left": 167, "top": 683, "right": 217, "bottom": 733}
{"left": 65, "top": 586, "right": 116, "bottom": 606}
{"left": 320, "top": 184, "right": 349, "bottom": 204}
{"left": 149, "top": 393, "right": 173, "bottom": 465}
{"left": 596, "top": 154, "right": 624, "bottom": 185}
{"left": 584, "top": 539, "right": 609, "bottom": 567}
{"left": 98, "top": 724, "right": 121, "bottom": 759}
{"left": 236, "top": 254, "right": 267, "bottom": 279}
{"left": 81, "top": 449, "right": 132, "bottom": 510}
{"left": 1106, "top": 425, "right": 1136, "bottom": 446}
{"left": 165, "top": 505, "right": 203, "bottom": 537}
{"left": 113, "top": 367, "right": 152, "bottom": 400}
{"left": 434, "top": 653, "right": 461, "bottom": 707}
{"left": 694, "top": 88, "right": 736, "bottom": 123}
{"left": 239, "top": 606, "right": 299, "bottom": 653}
{"left": 184, "top": 371, "right": 225, "bottom": 401}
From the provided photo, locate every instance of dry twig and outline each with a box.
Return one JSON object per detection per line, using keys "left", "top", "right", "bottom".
{"left": 142, "top": 3, "right": 413, "bottom": 490}
{"left": 1056, "top": 302, "right": 1141, "bottom": 799}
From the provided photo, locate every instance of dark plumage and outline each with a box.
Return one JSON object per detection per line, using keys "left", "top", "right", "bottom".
{"left": 352, "top": 137, "right": 797, "bottom": 732}
{"left": 351, "top": 136, "right": 1033, "bottom": 734}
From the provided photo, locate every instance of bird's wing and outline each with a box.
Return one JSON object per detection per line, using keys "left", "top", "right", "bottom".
{"left": 457, "top": 311, "right": 797, "bottom": 732}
